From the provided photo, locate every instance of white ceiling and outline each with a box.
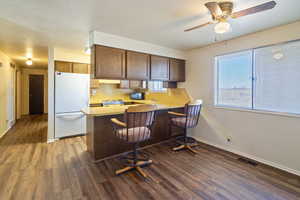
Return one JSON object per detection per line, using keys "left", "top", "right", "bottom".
{"left": 0, "top": 0, "right": 299, "bottom": 67}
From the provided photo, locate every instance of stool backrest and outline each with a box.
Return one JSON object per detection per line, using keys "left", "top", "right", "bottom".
{"left": 125, "top": 104, "right": 157, "bottom": 128}
{"left": 184, "top": 99, "right": 203, "bottom": 128}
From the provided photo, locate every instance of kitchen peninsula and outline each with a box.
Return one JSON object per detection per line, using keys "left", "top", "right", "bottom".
{"left": 83, "top": 94, "right": 190, "bottom": 161}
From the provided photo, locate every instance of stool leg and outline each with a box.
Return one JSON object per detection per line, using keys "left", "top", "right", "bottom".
{"left": 172, "top": 128, "right": 199, "bottom": 153}
{"left": 116, "top": 166, "right": 134, "bottom": 175}
{"left": 186, "top": 145, "right": 197, "bottom": 154}
{"left": 115, "top": 143, "right": 153, "bottom": 177}
{"left": 136, "top": 166, "right": 147, "bottom": 178}
{"left": 172, "top": 144, "right": 185, "bottom": 151}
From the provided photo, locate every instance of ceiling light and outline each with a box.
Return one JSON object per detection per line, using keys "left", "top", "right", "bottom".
{"left": 273, "top": 52, "right": 284, "bottom": 60}
{"left": 85, "top": 47, "right": 91, "bottom": 55}
{"left": 26, "top": 58, "right": 33, "bottom": 66}
{"left": 214, "top": 22, "right": 231, "bottom": 34}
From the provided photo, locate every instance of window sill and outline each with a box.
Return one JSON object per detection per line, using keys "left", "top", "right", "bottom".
{"left": 214, "top": 105, "right": 300, "bottom": 119}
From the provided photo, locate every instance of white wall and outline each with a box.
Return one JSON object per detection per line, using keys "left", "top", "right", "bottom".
{"left": 184, "top": 21, "right": 300, "bottom": 175}
{"left": 47, "top": 47, "right": 55, "bottom": 142}
{"left": 54, "top": 48, "right": 90, "bottom": 64}
{"left": 16, "top": 69, "right": 22, "bottom": 119}
{"left": 0, "top": 50, "right": 16, "bottom": 137}
{"left": 90, "top": 31, "right": 186, "bottom": 59}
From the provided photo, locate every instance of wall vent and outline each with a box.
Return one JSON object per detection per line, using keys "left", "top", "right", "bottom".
{"left": 237, "top": 157, "right": 259, "bottom": 166}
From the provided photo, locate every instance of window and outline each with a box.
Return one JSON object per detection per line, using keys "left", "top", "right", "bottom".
{"left": 216, "top": 51, "right": 253, "bottom": 108}
{"left": 215, "top": 40, "right": 300, "bottom": 115}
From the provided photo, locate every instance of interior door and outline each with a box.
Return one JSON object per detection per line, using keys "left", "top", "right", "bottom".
{"left": 29, "top": 75, "right": 44, "bottom": 114}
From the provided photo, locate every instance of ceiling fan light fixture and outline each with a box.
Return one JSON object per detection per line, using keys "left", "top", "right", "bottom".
{"left": 214, "top": 21, "right": 231, "bottom": 34}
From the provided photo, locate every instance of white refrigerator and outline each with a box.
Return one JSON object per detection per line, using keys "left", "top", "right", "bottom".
{"left": 55, "top": 72, "right": 89, "bottom": 138}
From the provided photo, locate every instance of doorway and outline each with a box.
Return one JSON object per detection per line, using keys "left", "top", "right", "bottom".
{"left": 29, "top": 75, "right": 44, "bottom": 114}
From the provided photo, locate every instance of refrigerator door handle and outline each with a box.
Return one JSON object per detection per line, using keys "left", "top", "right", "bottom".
{"left": 56, "top": 113, "right": 85, "bottom": 120}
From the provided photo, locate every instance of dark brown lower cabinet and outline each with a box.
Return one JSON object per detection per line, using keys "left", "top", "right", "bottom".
{"left": 86, "top": 108, "right": 184, "bottom": 161}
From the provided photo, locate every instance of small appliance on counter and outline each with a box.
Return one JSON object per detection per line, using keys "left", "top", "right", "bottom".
{"left": 130, "top": 92, "right": 145, "bottom": 100}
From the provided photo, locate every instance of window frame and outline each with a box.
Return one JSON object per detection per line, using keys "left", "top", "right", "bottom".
{"left": 214, "top": 50, "right": 254, "bottom": 110}
{"left": 214, "top": 39, "right": 300, "bottom": 118}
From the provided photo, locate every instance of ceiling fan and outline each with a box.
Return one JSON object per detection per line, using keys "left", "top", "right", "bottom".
{"left": 185, "top": 1, "right": 277, "bottom": 34}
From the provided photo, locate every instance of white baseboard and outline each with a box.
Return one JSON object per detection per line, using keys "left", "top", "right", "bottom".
{"left": 8, "top": 120, "right": 16, "bottom": 129}
{"left": 0, "top": 121, "right": 15, "bottom": 139}
{"left": 0, "top": 128, "right": 10, "bottom": 139}
{"left": 47, "top": 138, "right": 58, "bottom": 143}
{"left": 195, "top": 137, "right": 300, "bottom": 177}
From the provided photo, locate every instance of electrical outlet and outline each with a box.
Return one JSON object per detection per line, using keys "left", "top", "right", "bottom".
{"left": 91, "top": 89, "right": 96, "bottom": 96}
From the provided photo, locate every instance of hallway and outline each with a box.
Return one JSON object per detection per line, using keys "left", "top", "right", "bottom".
{"left": 0, "top": 116, "right": 300, "bottom": 200}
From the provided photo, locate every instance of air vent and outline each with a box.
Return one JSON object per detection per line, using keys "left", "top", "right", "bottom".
{"left": 237, "top": 157, "right": 258, "bottom": 166}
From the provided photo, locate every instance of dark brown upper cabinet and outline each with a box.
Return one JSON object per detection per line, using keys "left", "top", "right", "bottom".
{"left": 126, "top": 51, "right": 150, "bottom": 80}
{"left": 55, "top": 61, "right": 73, "bottom": 73}
{"left": 94, "top": 45, "right": 126, "bottom": 79}
{"left": 150, "top": 55, "right": 169, "bottom": 81}
{"left": 169, "top": 58, "right": 185, "bottom": 82}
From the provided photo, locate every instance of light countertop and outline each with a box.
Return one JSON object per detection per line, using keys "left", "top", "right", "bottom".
{"left": 81, "top": 102, "right": 185, "bottom": 117}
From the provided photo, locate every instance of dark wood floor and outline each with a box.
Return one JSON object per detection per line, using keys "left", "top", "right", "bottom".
{"left": 0, "top": 115, "right": 300, "bottom": 200}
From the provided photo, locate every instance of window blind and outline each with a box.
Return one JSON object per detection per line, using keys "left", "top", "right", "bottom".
{"left": 254, "top": 40, "right": 300, "bottom": 114}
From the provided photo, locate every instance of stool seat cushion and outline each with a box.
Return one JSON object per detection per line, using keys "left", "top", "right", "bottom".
{"left": 171, "top": 117, "right": 197, "bottom": 128}
{"left": 117, "top": 127, "right": 151, "bottom": 142}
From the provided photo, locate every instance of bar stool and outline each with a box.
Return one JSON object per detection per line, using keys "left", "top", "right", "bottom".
{"left": 111, "top": 104, "right": 157, "bottom": 178}
{"left": 168, "top": 100, "right": 203, "bottom": 153}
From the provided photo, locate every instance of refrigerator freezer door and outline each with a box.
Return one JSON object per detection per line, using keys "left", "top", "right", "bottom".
{"left": 55, "top": 112, "right": 86, "bottom": 138}
{"left": 55, "top": 72, "right": 89, "bottom": 113}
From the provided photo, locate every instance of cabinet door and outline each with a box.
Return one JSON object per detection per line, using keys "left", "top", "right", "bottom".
{"left": 73, "top": 63, "right": 89, "bottom": 74}
{"left": 126, "top": 51, "right": 149, "bottom": 80}
{"left": 150, "top": 56, "right": 169, "bottom": 81}
{"left": 169, "top": 59, "right": 185, "bottom": 82}
{"left": 95, "top": 45, "right": 126, "bottom": 79}
{"left": 55, "top": 61, "right": 73, "bottom": 73}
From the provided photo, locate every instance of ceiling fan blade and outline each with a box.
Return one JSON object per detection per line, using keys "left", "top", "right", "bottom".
{"left": 231, "top": 1, "right": 276, "bottom": 19}
{"left": 184, "top": 22, "right": 213, "bottom": 32}
{"left": 205, "top": 2, "right": 222, "bottom": 20}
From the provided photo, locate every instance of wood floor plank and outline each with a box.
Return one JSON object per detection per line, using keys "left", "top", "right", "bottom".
{"left": 0, "top": 115, "right": 299, "bottom": 200}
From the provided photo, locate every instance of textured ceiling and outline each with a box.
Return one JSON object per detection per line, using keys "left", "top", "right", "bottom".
{"left": 0, "top": 0, "right": 299, "bottom": 67}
